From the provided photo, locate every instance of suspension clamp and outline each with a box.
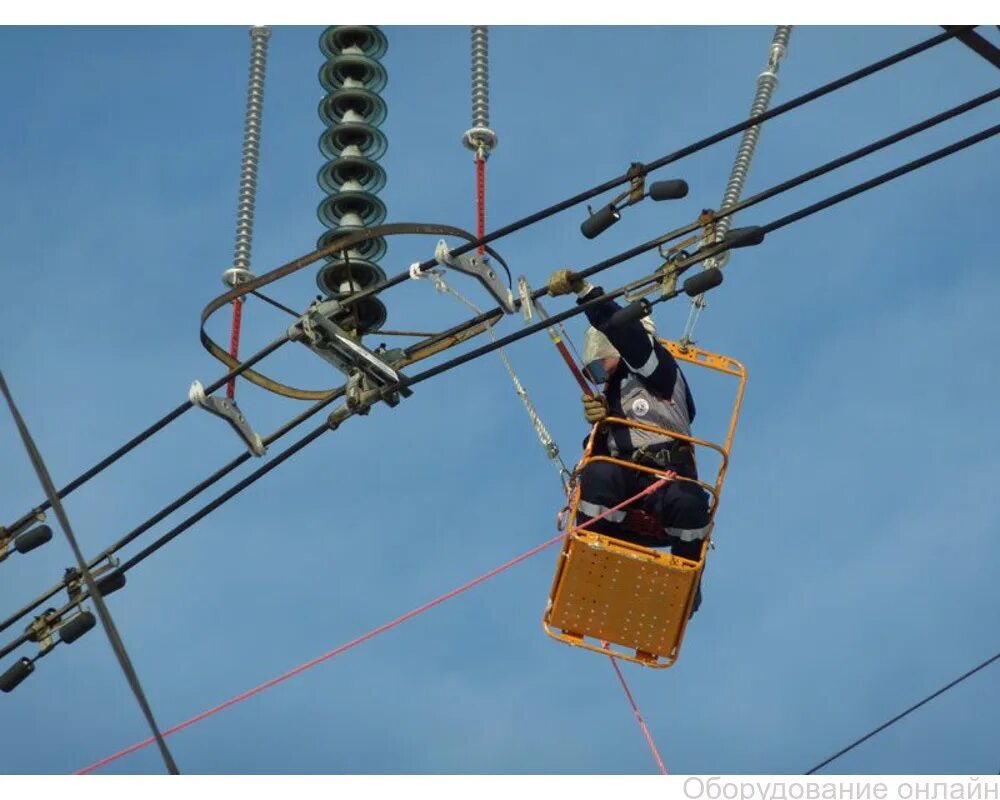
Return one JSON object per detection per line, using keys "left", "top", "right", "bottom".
{"left": 188, "top": 381, "right": 266, "bottom": 457}
{"left": 0, "top": 513, "right": 52, "bottom": 565}
{"left": 292, "top": 299, "right": 412, "bottom": 407}
{"left": 25, "top": 608, "right": 62, "bottom": 654}
{"left": 434, "top": 239, "right": 515, "bottom": 314}
{"left": 64, "top": 557, "right": 126, "bottom": 603}
{"left": 626, "top": 162, "right": 646, "bottom": 204}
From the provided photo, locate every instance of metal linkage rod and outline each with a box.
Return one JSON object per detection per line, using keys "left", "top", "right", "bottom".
{"left": 2, "top": 335, "right": 291, "bottom": 540}
{"left": 339, "top": 27, "right": 969, "bottom": 309}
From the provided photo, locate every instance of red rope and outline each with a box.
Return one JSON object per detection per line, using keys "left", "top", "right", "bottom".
{"left": 226, "top": 298, "right": 244, "bottom": 400}
{"left": 476, "top": 156, "right": 486, "bottom": 254}
{"left": 76, "top": 478, "right": 671, "bottom": 774}
{"left": 608, "top": 651, "right": 668, "bottom": 774}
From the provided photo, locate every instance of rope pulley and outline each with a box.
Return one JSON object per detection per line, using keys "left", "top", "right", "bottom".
{"left": 317, "top": 25, "right": 390, "bottom": 337}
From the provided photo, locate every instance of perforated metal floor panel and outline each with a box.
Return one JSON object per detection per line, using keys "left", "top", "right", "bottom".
{"left": 547, "top": 534, "right": 698, "bottom": 658}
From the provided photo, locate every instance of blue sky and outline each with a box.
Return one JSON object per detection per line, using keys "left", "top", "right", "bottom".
{"left": 0, "top": 25, "right": 998, "bottom": 775}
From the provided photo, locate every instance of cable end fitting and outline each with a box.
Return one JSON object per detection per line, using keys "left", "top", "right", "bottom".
{"left": 462, "top": 127, "right": 498, "bottom": 157}
{"left": 222, "top": 267, "right": 255, "bottom": 288}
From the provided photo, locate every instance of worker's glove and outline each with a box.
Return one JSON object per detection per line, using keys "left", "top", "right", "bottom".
{"left": 548, "top": 268, "right": 584, "bottom": 297}
{"left": 582, "top": 393, "right": 608, "bottom": 424}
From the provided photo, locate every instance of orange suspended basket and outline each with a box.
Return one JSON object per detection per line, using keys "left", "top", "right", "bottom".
{"left": 543, "top": 340, "right": 747, "bottom": 668}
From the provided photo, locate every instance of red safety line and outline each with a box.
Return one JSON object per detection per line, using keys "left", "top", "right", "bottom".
{"left": 77, "top": 477, "right": 672, "bottom": 774}
{"left": 607, "top": 651, "right": 668, "bottom": 774}
{"left": 476, "top": 156, "right": 486, "bottom": 254}
{"left": 226, "top": 298, "right": 244, "bottom": 400}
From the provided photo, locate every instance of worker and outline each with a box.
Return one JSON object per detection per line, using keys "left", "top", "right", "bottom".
{"left": 549, "top": 268, "right": 712, "bottom": 611}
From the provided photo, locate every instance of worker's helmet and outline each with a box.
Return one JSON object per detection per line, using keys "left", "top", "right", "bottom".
{"left": 582, "top": 316, "right": 656, "bottom": 384}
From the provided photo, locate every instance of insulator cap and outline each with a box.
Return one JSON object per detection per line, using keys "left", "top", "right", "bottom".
{"left": 317, "top": 228, "right": 387, "bottom": 265}
{"left": 319, "top": 53, "right": 388, "bottom": 94}
{"left": 649, "top": 179, "right": 690, "bottom": 201}
{"left": 14, "top": 524, "right": 52, "bottom": 554}
{"left": 461, "top": 127, "right": 498, "bottom": 154}
{"left": 683, "top": 268, "right": 724, "bottom": 297}
{"left": 317, "top": 190, "right": 387, "bottom": 229}
{"left": 316, "top": 257, "right": 387, "bottom": 297}
{"left": 317, "top": 153, "right": 386, "bottom": 195}
{"left": 0, "top": 658, "right": 34, "bottom": 693}
{"left": 221, "top": 267, "right": 255, "bottom": 288}
{"left": 318, "top": 87, "right": 388, "bottom": 128}
{"left": 319, "top": 120, "right": 388, "bottom": 162}
{"left": 581, "top": 204, "right": 621, "bottom": 239}
{"left": 320, "top": 26, "right": 388, "bottom": 60}
{"left": 59, "top": 611, "right": 96, "bottom": 645}
{"left": 95, "top": 569, "right": 127, "bottom": 598}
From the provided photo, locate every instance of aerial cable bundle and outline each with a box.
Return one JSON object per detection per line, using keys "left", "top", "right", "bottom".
{"left": 1, "top": 27, "right": 995, "bottom": 695}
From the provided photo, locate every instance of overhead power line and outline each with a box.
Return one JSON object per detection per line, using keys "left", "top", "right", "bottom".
{"left": 0, "top": 372, "right": 180, "bottom": 775}
{"left": 0, "top": 26, "right": 973, "bottom": 547}
{"left": 4, "top": 118, "right": 996, "bottom": 675}
{"left": 805, "top": 650, "right": 1000, "bottom": 774}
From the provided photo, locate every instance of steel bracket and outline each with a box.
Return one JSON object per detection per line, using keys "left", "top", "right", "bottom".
{"left": 188, "top": 381, "right": 266, "bottom": 457}
{"left": 295, "top": 300, "right": 411, "bottom": 407}
{"left": 434, "top": 239, "right": 515, "bottom": 314}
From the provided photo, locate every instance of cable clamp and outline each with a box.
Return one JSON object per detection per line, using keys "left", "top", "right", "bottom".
{"left": 64, "top": 556, "right": 122, "bottom": 603}
{"left": 188, "top": 380, "right": 266, "bottom": 457}
{"left": 221, "top": 267, "right": 256, "bottom": 288}
{"left": 517, "top": 276, "right": 534, "bottom": 323}
{"left": 461, "top": 126, "right": 498, "bottom": 156}
{"left": 297, "top": 301, "right": 412, "bottom": 407}
{"left": 434, "top": 239, "right": 515, "bottom": 314}
{"left": 408, "top": 263, "right": 423, "bottom": 280}
{"left": 626, "top": 161, "right": 647, "bottom": 205}
{"left": 25, "top": 608, "right": 62, "bottom": 654}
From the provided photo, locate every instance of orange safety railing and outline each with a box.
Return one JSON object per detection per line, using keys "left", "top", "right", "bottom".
{"left": 543, "top": 340, "right": 747, "bottom": 667}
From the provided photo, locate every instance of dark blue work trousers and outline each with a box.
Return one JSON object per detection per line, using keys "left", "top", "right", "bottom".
{"left": 576, "top": 459, "right": 712, "bottom": 613}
